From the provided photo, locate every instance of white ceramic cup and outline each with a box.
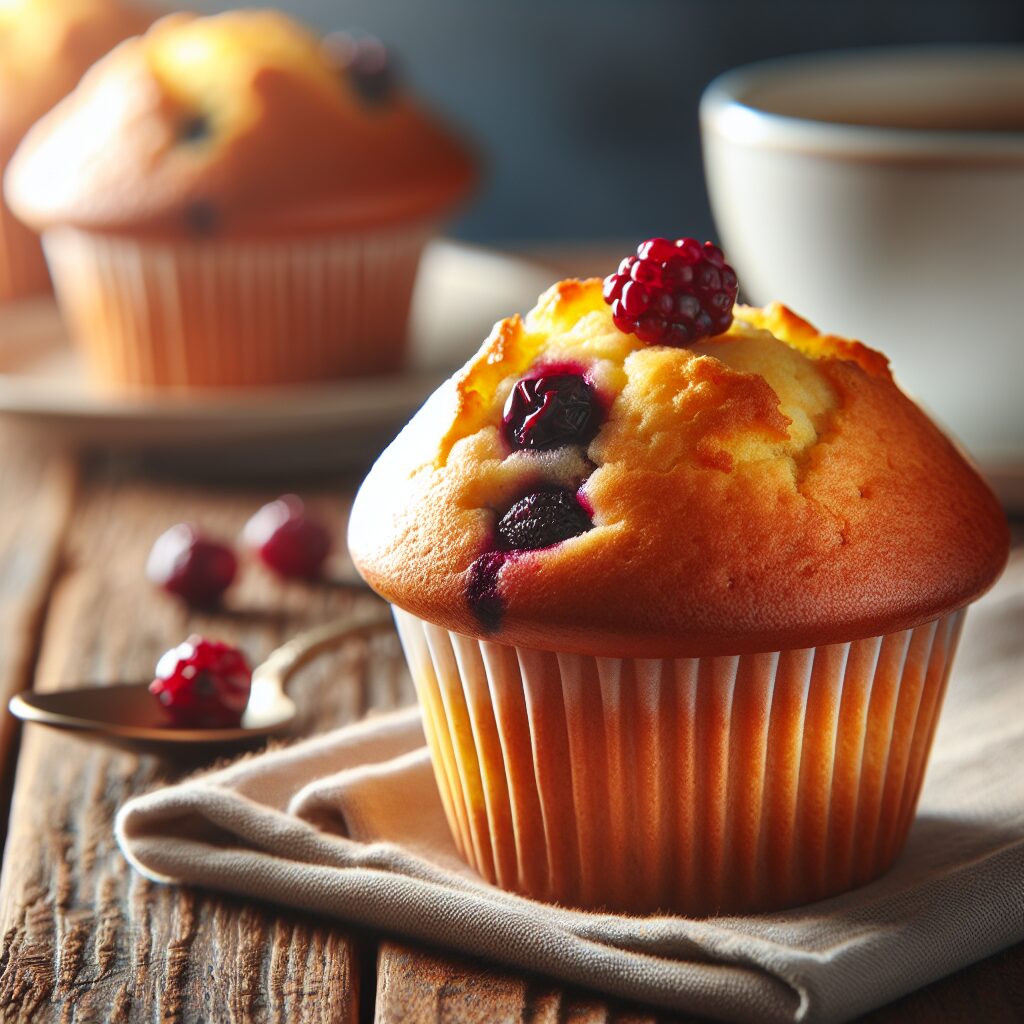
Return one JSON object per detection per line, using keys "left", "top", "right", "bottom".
{"left": 700, "top": 46, "right": 1024, "bottom": 473}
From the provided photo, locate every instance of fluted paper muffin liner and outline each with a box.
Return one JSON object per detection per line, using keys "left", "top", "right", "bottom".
{"left": 0, "top": 201, "right": 50, "bottom": 302}
{"left": 41, "top": 224, "right": 432, "bottom": 389}
{"left": 392, "top": 606, "right": 966, "bottom": 915}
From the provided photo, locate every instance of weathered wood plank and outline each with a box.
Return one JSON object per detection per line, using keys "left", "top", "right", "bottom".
{"left": 0, "top": 471, "right": 412, "bottom": 1023}
{"left": 376, "top": 942, "right": 676, "bottom": 1023}
{"left": 0, "top": 430, "right": 76, "bottom": 806}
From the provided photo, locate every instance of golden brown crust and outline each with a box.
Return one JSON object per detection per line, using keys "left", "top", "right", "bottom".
{"left": 5, "top": 10, "right": 475, "bottom": 237}
{"left": 738, "top": 301, "right": 893, "bottom": 380}
{"left": 349, "top": 279, "right": 1009, "bottom": 657}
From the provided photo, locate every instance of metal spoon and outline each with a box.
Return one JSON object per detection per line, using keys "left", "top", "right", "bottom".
{"left": 8, "top": 605, "right": 394, "bottom": 755}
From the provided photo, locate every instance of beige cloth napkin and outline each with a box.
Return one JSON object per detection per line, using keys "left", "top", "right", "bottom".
{"left": 117, "top": 554, "right": 1024, "bottom": 1024}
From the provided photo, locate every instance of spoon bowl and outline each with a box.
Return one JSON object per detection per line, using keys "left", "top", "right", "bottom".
{"left": 9, "top": 605, "right": 393, "bottom": 755}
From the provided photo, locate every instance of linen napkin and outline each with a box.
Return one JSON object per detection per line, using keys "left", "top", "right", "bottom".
{"left": 117, "top": 552, "right": 1024, "bottom": 1024}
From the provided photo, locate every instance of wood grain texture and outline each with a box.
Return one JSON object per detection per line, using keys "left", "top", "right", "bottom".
{"left": 0, "top": 430, "right": 75, "bottom": 806}
{"left": 0, "top": 471, "right": 413, "bottom": 1023}
{"left": 375, "top": 942, "right": 675, "bottom": 1024}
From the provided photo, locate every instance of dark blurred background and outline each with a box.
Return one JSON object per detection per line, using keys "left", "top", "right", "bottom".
{"left": 190, "top": 1, "right": 1024, "bottom": 244}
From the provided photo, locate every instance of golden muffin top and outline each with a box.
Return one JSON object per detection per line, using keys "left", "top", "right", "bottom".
{"left": 0, "top": 0, "right": 149, "bottom": 162}
{"left": 5, "top": 9, "right": 475, "bottom": 238}
{"left": 349, "top": 264, "right": 1008, "bottom": 658}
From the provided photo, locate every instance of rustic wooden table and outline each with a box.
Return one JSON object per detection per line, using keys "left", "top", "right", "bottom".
{"left": 0, "top": 245, "right": 1019, "bottom": 1022}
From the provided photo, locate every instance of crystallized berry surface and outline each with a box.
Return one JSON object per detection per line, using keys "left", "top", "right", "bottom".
{"left": 149, "top": 636, "right": 252, "bottom": 728}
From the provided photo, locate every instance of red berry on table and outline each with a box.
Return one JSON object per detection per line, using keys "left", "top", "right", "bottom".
{"left": 146, "top": 524, "right": 237, "bottom": 606}
{"left": 149, "top": 636, "right": 252, "bottom": 728}
{"left": 502, "top": 373, "right": 601, "bottom": 451}
{"left": 602, "top": 237, "right": 738, "bottom": 346}
{"left": 243, "top": 495, "right": 331, "bottom": 580}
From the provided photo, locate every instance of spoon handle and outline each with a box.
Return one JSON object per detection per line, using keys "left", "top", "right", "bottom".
{"left": 253, "top": 604, "right": 394, "bottom": 691}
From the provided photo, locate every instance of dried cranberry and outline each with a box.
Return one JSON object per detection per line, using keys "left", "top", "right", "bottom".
{"left": 244, "top": 496, "right": 331, "bottom": 580}
{"left": 602, "top": 237, "right": 738, "bottom": 345}
{"left": 497, "top": 489, "right": 592, "bottom": 551}
{"left": 149, "top": 636, "right": 252, "bottom": 728}
{"left": 146, "top": 524, "right": 237, "bottom": 607}
{"left": 503, "top": 374, "right": 600, "bottom": 451}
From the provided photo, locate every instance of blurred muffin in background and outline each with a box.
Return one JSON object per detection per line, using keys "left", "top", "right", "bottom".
{"left": 0, "top": 0, "right": 149, "bottom": 302}
{"left": 5, "top": 9, "right": 476, "bottom": 389}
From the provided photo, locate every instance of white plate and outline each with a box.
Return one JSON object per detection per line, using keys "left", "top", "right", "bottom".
{"left": 0, "top": 241, "right": 554, "bottom": 464}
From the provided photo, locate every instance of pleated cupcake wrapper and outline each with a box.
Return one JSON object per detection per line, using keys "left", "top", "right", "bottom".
{"left": 392, "top": 606, "right": 966, "bottom": 916}
{"left": 41, "top": 224, "right": 432, "bottom": 389}
{"left": 0, "top": 200, "right": 50, "bottom": 302}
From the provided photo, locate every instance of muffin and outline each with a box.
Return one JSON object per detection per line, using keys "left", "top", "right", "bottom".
{"left": 5, "top": 10, "right": 475, "bottom": 389}
{"left": 0, "top": 0, "right": 149, "bottom": 302}
{"left": 348, "top": 237, "right": 1008, "bottom": 916}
